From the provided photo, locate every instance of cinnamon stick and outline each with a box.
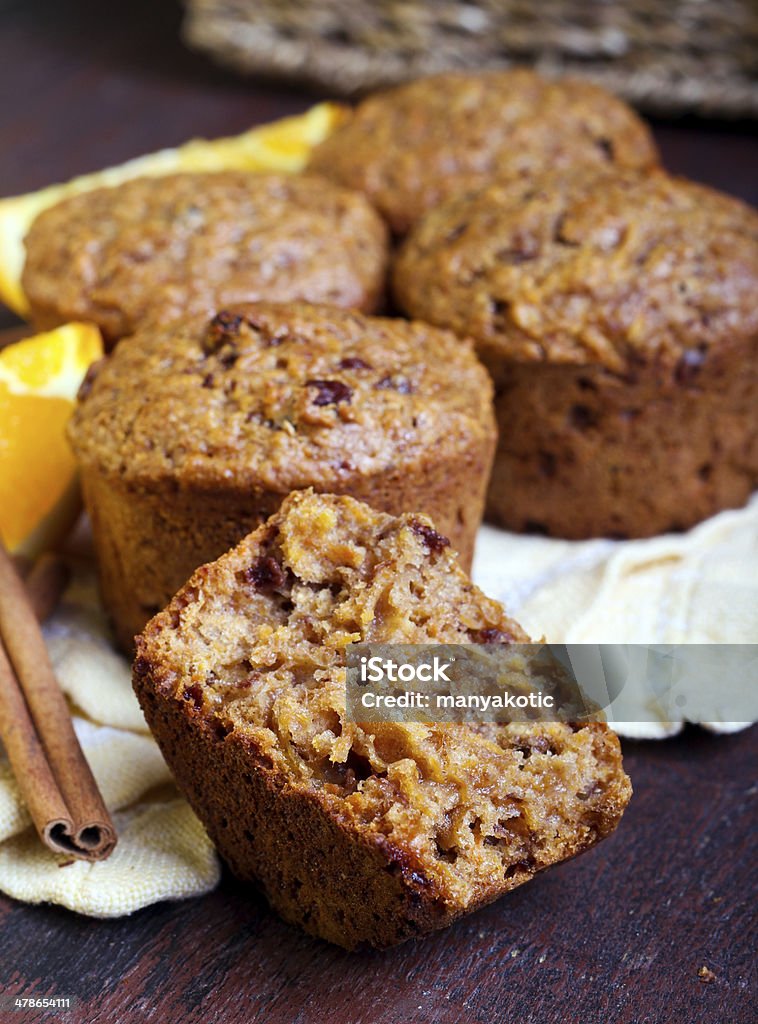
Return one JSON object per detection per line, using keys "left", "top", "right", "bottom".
{"left": 0, "top": 542, "right": 116, "bottom": 860}
{"left": 25, "top": 553, "right": 71, "bottom": 623}
{"left": 11, "top": 553, "right": 31, "bottom": 579}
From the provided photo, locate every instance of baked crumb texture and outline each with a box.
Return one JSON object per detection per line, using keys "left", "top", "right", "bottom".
{"left": 68, "top": 303, "right": 496, "bottom": 650}
{"left": 395, "top": 168, "right": 758, "bottom": 538}
{"left": 308, "top": 69, "right": 658, "bottom": 235}
{"left": 22, "top": 171, "right": 389, "bottom": 345}
{"left": 134, "top": 491, "right": 631, "bottom": 949}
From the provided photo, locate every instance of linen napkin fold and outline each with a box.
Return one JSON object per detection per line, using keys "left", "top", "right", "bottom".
{"left": 473, "top": 494, "right": 758, "bottom": 736}
{"left": 0, "top": 498, "right": 755, "bottom": 916}
{"left": 0, "top": 565, "right": 220, "bottom": 916}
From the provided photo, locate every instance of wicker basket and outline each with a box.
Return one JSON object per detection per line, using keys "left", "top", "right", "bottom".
{"left": 183, "top": 0, "right": 758, "bottom": 117}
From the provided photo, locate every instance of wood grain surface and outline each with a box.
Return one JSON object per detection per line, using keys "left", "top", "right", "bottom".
{"left": 0, "top": 2, "right": 756, "bottom": 1022}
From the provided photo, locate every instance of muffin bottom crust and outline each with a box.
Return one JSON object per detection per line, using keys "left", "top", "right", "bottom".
{"left": 484, "top": 348, "right": 758, "bottom": 539}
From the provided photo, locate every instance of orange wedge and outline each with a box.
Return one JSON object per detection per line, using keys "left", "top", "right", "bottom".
{"left": 0, "top": 102, "right": 348, "bottom": 317}
{"left": 0, "top": 323, "right": 103, "bottom": 555}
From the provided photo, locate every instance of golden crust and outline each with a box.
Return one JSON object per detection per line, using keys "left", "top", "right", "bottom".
{"left": 23, "top": 172, "right": 388, "bottom": 345}
{"left": 309, "top": 70, "right": 658, "bottom": 234}
{"left": 394, "top": 167, "right": 758, "bottom": 372}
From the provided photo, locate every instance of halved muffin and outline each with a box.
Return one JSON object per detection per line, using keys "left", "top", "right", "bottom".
{"left": 134, "top": 490, "right": 632, "bottom": 949}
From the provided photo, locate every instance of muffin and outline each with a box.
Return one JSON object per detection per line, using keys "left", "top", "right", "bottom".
{"left": 133, "top": 490, "right": 632, "bottom": 949}
{"left": 22, "top": 172, "right": 389, "bottom": 346}
{"left": 308, "top": 69, "right": 658, "bottom": 235}
{"left": 394, "top": 168, "right": 758, "bottom": 539}
{"left": 68, "top": 302, "right": 496, "bottom": 650}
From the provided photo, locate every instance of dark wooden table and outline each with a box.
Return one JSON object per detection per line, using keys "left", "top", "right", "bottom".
{"left": 1, "top": 3, "right": 756, "bottom": 1022}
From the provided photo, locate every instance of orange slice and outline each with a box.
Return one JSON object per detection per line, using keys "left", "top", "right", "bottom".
{"left": 0, "top": 102, "right": 348, "bottom": 317}
{"left": 0, "top": 323, "right": 103, "bottom": 555}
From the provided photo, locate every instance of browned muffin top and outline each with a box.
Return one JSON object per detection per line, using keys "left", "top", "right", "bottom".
{"left": 394, "top": 168, "right": 758, "bottom": 373}
{"left": 68, "top": 302, "right": 494, "bottom": 491}
{"left": 308, "top": 70, "right": 658, "bottom": 235}
{"left": 22, "top": 172, "right": 389, "bottom": 344}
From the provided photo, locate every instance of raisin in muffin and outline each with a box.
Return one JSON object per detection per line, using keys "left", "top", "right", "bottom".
{"left": 133, "top": 490, "right": 632, "bottom": 949}
{"left": 68, "top": 302, "right": 496, "bottom": 650}
{"left": 394, "top": 168, "right": 758, "bottom": 539}
{"left": 22, "top": 172, "right": 388, "bottom": 346}
{"left": 308, "top": 69, "right": 658, "bottom": 235}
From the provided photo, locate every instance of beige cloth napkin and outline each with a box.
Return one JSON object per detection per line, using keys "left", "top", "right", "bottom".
{"left": 0, "top": 566, "right": 221, "bottom": 916}
{"left": 473, "top": 494, "right": 758, "bottom": 736}
{"left": 0, "top": 497, "right": 755, "bottom": 916}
